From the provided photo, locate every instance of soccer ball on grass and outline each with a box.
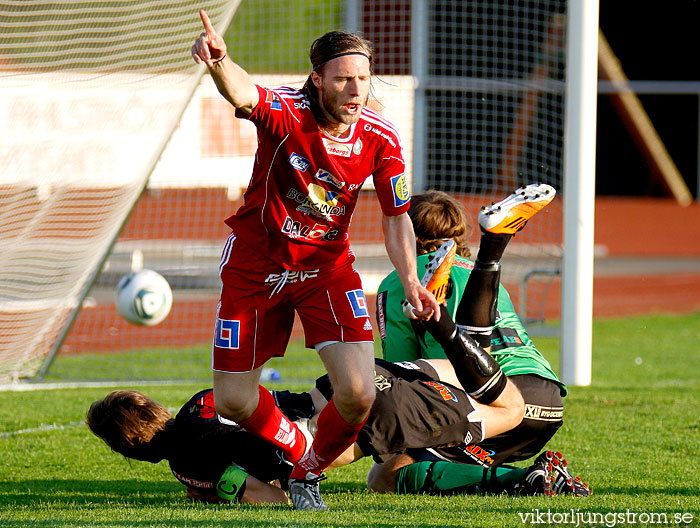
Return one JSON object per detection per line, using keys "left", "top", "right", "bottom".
{"left": 116, "top": 269, "right": 173, "bottom": 326}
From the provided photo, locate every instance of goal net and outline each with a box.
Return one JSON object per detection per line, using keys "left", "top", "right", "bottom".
{"left": 4, "top": 0, "right": 566, "bottom": 385}
{"left": 0, "top": 0, "right": 242, "bottom": 382}
{"left": 418, "top": 0, "right": 566, "bottom": 328}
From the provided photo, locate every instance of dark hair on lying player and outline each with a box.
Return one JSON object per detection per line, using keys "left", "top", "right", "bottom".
{"left": 86, "top": 390, "right": 173, "bottom": 463}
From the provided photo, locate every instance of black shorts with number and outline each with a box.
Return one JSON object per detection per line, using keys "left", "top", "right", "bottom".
{"left": 315, "top": 358, "right": 483, "bottom": 464}
{"left": 412, "top": 373, "right": 563, "bottom": 467}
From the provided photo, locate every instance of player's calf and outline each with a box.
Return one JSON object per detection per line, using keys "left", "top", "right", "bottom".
{"left": 422, "top": 306, "right": 507, "bottom": 405}
{"left": 451, "top": 327, "right": 507, "bottom": 404}
{"left": 456, "top": 266, "right": 501, "bottom": 348}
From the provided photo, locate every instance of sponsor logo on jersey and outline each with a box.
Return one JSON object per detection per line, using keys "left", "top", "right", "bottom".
{"left": 314, "top": 168, "right": 344, "bottom": 189}
{"left": 395, "top": 361, "right": 421, "bottom": 370}
{"left": 214, "top": 317, "right": 240, "bottom": 349}
{"left": 524, "top": 405, "right": 564, "bottom": 421}
{"left": 346, "top": 289, "right": 370, "bottom": 318}
{"left": 294, "top": 101, "right": 310, "bottom": 110}
{"left": 266, "top": 90, "right": 282, "bottom": 110}
{"left": 390, "top": 173, "right": 410, "bottom": 207}
{"left": 197, "top": 391, "right": 217, "bottom": 419}
{"left": 322, "top": 137, "right": 352, "bottom": 157}
{"left": 489, "top": 327, "right": 524, "bottom": 352}
{"left": 374, "top": 373, "right": 392, "bottom": 391}
{"left": 461, "top": 445, "right": 496, "bottom": 467}
{"left": 286, "top": 186, "right": 347, "bottom": 218}
{"left": 281, "top": 216, "right": 339, "bottom": 241}
{"left": 423, "top": 380, "right": 459, "bottom": 402}
{"left": 363, "top": 318, "right": 373, "bottom": 331}
{"left": 289, "top": 153, "right": 310, "bottom": 172}
{"left": 347, "top": 182, "right": 364, "bottom": 192}
{"left": 376, "top": 291, "right": 388, "bottom": 338}
{"left": 306, "top": 182, "right": 341, "bottom": 211}
{"left": 364, "top": 123, "right": 396, "bottom": 147}
{"left": 353, "top": 138, "right": 363, "bottom": 155}
{"left": 171, "top": 469, "right": 214, "bottom": 489}
{"left": 464, "top": 431, "right": 473, "bottom": 445}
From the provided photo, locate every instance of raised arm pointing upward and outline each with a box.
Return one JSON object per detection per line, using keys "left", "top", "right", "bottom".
{"left": 190, "top": 11, "right": 438, "bottom": 511}
{"left": 191, "top": 10, "right": 258, "bottom": 114}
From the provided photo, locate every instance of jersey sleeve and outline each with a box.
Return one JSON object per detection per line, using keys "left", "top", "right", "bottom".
{"left": 238, "top": 85, "right": 300, "bottom": 137}
{"left": 376, "top": 274, "right": 421, "bottom": 362}
{"left": 371, "top": 137, "right": 410, "bottom": 216}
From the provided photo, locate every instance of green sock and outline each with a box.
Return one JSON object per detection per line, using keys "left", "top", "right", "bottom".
{"left": 396, "top": 461, "right": 526, "bottom": 495}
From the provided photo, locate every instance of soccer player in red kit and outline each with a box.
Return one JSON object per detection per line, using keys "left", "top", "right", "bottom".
{"left": 191, "top": 10, "right": 440, "bottom": 510}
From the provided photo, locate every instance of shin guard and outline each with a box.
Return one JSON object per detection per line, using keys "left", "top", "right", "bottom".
{"left": 422, "top": 308, "right": 506, "bottom": 404}
{"left": 441, "top": 327, "right": 507, "bottom": 404}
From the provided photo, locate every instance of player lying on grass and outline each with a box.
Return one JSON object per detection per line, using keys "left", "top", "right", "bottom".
{"left": 86, "top": 311, "right": 588, "bottom": 505}
{"left": 86, "top": 348, "right": 525, "bottom": 505}
{"left": 87, "top": 388, "right": 297, "bottom": 504}
{"left": 86, "top": 305, "right": 526, "bottom": 505}
{"left": 86, "top": 349, "right": 587, "bottom": 505}
{"left": 371, "top": 184, "right": 590, "bottom": 496}
{"left": 312, "top": 359, "right": 589, "bottom": 498}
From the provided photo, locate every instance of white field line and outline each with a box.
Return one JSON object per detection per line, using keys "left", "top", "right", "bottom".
{"left": 0, "top": 379, "right": 188, "bottom": 392}
{"left": 0, "top": 421, "right": 85, "bottom": 438}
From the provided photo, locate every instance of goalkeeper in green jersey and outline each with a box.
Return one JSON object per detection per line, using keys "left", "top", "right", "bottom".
{"left": 372, "top": 185, "right": 588, "bottom": 496}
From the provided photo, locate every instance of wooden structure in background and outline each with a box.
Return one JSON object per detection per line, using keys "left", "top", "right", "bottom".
{"left": 598, "top": 31, "right": 693, "bottom": 206}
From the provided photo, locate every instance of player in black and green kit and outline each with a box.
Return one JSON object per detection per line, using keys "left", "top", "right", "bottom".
{"left": 372, "top": 185, "right": 589, "bottom": 497}
{"left": 85, "top": 388, "right": 313, "bottom": 504}
{"left": 86, "top": 359, "right": 532, "bottom": 504}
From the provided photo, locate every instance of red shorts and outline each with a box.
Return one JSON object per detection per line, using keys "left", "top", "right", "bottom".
{"left": 212, "top": 234, "right": 375, "bottom": 373}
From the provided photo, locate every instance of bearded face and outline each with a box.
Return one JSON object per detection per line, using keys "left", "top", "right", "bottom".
{"left": 312, "top": 54, "right": 371, "bottom": 134}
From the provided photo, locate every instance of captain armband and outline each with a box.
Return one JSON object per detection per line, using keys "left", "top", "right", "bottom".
{"left": 216, "top": 465, "right": 248, "bottom": 502}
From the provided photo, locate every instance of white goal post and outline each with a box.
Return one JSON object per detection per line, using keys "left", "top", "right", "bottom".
{"left": 561, "top": 0, "right": 599, "bottom": 386}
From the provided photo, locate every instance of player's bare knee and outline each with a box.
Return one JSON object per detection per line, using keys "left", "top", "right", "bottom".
{"left": 333, "top": 384, "right": 375, "bottom": 423}
{"left": 213, "top": 370, "right": 261, "bottom": 421}
{"left": 340, "top": 389, "right": 375, "bottom": 419}
{"left": 501, "top": 379, "right": 525, "bottom": 427}
{"left": 509, "top": 379, "right": 525, "bottom": 411}
{"left": 355, "top": 388, "right": 376, "bottom": 416}
{"left": 214, "top": 392, "right": 257, "bottom": 422}
{"left": 366, "top": 464, "right": 396, "bottom": 494}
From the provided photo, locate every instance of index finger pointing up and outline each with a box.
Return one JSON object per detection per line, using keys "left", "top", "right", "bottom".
{"left": 199, "top": 9, "right": 215, "bottom": 36}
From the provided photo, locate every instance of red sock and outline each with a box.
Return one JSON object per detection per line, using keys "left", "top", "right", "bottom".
{"left": 237, "top": 385, "right": 306, "bottom": 463}
{"left": 290, "top": 397, "right": 367, "bottom": 479}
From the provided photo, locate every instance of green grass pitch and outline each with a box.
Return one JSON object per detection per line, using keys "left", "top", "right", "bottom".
{"left": 1, "top": 312, "right": 699, "bottom": 527}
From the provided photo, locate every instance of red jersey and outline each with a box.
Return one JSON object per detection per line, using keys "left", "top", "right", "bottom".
{"left": 225, "top": 85, "right": 410, "bottom": 271}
